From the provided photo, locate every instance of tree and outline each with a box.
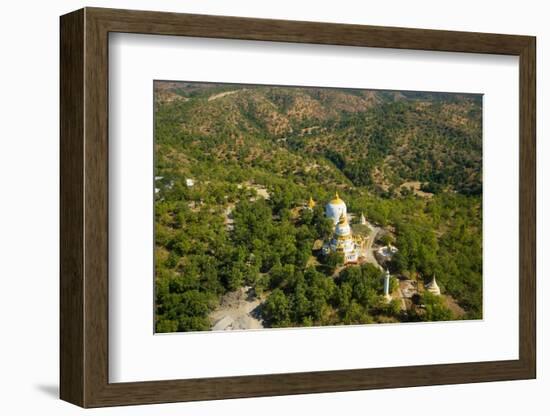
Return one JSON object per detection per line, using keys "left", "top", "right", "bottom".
{"left": 323, "top": 251, "right": 344, "bottom": 274}
{"left": 384, "top": 299, "right": 402, "bottom": 317}
{"left": 341, "top": 300, "right": 371, "bottom": 325}
{"left": 421, "top": 292, "right": 453, "bottom": 321}
{"left": 300, "top": 207, "right": 314, "bottom": 225}
{"left": 380, "top": 233, "right": 394, "bottom": 247}
{"left": 264, "top": 289, "right": 290, "bottom": 327}
{"left": 226, "top": 265, "right": 244, "bottom": 291}
{"left": 313, "top": 208, "right": 334, "bottom": 240}
{"left": 291, "top": 283, "right": 311, "bottom": 323}
{"left": 269, "top": 263, "right": 294, "bottom": 289}
{"left": 156, "top": 319, "right": 178, "bottom": 333}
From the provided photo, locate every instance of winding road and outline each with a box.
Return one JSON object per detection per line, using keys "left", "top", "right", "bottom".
{"left": 363, "top": 223, "right": 383, "bottom": 270}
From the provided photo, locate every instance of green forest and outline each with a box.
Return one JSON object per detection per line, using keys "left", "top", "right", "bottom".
{"left": 154, "top": 81, "right": 483, "bottom": 332}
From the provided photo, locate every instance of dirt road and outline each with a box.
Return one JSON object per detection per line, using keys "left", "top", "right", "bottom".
{"left": 210, "top": 287, "right": 264, "bottom": 331}
{"left": 364, "top": 223, "right": 383, "bottom": 270}
{"left": 208, "top": 89, "right": 245, "bottom": 101}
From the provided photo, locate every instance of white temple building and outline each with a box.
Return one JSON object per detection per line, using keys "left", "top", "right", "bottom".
{"left": 322, "top": 193, "right": 361, "bottom": 264}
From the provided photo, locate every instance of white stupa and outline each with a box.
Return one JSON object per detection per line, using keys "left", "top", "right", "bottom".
{"left": 325, "top": 192, "right": 347, "bottom": 225}
{"left": 359, "top": 212, "right": 367, "bottom": 225}
{"left": 425, "top": 274, "right": 441, "bottom": 296}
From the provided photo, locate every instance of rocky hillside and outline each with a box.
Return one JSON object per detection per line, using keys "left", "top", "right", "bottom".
{"left": 154, "top": 82, "right": 482, "bottom": 196}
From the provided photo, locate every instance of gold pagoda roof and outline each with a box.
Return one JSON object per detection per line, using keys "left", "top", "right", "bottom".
{"left": 330, "top": 192, "right": 344, "bottom": 205}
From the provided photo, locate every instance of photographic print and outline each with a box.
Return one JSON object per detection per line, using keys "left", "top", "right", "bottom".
{"left": 154, "top": 81, "right": 482, "bottom": 333}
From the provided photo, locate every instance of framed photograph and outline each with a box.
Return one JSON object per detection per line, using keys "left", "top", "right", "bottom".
{"left": 60, "top": 7, "right": 536, "bottom": 408}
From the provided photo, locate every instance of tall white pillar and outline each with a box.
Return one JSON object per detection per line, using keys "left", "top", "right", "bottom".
{"left": 384, "top": 269, "right": 392, "bottom": 302}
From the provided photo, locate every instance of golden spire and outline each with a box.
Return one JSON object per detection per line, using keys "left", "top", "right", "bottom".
{"left": 308, "top": 196, "right": 316, "bottom": 209}
{"left": 331, "top": 192, "right": 344, "bottom": 204}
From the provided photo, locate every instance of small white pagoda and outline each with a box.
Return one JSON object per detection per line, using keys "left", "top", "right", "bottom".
{"left": 425, "top": 274, "right": 441, "bottom": 296}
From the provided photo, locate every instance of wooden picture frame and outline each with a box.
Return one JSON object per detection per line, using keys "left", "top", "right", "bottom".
{"left": 60, "top": 7, "right": 536, "bottom": 408}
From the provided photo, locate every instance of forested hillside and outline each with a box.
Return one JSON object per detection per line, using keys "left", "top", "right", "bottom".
{"left": 154, "top": 81, "right": 483, "bottom": 332}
